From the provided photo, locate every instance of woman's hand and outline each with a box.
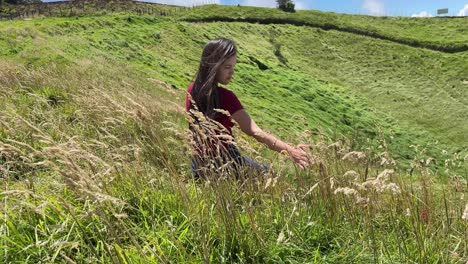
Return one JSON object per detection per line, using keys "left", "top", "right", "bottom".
{"left": 287, "top": 145, "right": 311, "bottom": 169}
{"left": 232, "top": 110, "right": 316, "bottom": 169}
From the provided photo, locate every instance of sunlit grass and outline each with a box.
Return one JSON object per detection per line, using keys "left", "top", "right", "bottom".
{"left": 0, "top": 60, "right": 466, "bottom": 263}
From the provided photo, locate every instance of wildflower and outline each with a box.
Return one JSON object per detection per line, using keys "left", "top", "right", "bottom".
{"left": 405, "top": 208, "right": 411, "bottom": 217}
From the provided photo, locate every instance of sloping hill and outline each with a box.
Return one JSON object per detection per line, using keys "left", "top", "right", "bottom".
{"left": 184, "top": 5, "right": 468, "bottom": 52}
{"left": 2, "top": 9, "right": 466, "bottom": 166}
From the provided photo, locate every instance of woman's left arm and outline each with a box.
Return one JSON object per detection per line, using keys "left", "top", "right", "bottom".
{"left": 232, "top": 109, "right": 310, "bottom": 169}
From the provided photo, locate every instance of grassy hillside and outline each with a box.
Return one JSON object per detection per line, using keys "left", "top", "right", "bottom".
{"left": 0, "top": 56, "right": 466, "bottom": 263}
{"left": 3, "top": 11, "right": 466, "bottom": 168}
{"left": 184, "top": 5, "right": 468, "bottom": 52}
{"left": 0, "top": 6, "right": 467, "bottom": 263}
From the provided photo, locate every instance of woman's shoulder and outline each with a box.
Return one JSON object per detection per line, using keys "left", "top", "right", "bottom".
{"left": 217, "top": 86, "right": 235, "bottom": 96}
{"left": 218, "top": 86, "right": 242, "bottom": 110}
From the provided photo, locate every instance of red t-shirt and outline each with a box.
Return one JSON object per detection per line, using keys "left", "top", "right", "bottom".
{"left": 185, "top": 83, "right": 243, "bottom": 135}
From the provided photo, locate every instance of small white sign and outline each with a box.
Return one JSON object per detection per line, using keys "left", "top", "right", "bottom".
{"left": 437, "top": 8, "right": 449, "bottom": 15}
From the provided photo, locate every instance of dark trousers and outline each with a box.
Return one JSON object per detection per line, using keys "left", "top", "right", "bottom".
{"left": 191, "top": 144, "right": 268, "bottom": 179}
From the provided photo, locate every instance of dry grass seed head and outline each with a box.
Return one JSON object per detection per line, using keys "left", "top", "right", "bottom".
{"left": 342, "top": 151, "right": 366, "bottom": 162}
{"left": 462, "top": 204, "right": 468, "bottom": 220}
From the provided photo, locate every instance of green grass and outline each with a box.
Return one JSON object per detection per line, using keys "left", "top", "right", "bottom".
{"left": 183, "top": 5, "right": 468, "bottom": 52}
{"left": 2, "top": 13, "right": 466, "bottom": 166}
{"left": 0, "top": 6, "right": 467, "bottom": 263}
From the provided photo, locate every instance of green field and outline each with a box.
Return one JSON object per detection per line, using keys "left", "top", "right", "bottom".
{"left": 0, "top": 3, "right": 467, "bottom": 263}
{"left": 184, "top": 5, "right": 468, "bottom": 52}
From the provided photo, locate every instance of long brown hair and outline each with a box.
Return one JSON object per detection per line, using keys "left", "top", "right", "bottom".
{"left": 190, "top": 38, "right": 237, "bottom": 119}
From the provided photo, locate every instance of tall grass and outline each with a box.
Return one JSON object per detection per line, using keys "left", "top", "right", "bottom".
{"left": 0, "top": 62, "right": 466, "bottom": 263}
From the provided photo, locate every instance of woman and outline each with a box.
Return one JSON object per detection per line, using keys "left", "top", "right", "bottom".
{"left": 186, "top": 38, "right": 310, "bottom": 179}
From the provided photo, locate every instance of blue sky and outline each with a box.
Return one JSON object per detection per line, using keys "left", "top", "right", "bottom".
{"left": 148, "top": 0, "right": 468, "bottom": 17}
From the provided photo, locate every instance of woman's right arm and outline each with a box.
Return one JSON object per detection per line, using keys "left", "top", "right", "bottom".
{"left": 232, "top": 109, "right": 310, "bottom": 169}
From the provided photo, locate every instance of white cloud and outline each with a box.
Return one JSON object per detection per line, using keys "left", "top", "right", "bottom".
{"left": 150, "top": 0, "right": 220, "bottom": 6}
{"left": 458, "top": 4, "right": 468, "bottom": 16}
{"left": 411, "top": 11, "right": 432, "bottom": 17}
{"left": 241, "top": 0, "right": 308, "bottom": 9}
{"left": 362, "top": 0, "right": 385, "bottom": 16}
{"left": 295, "top": 1, "right": 307, "bottom": 10}
{"left": 241, "top": 0, "right": 276, "bottom": 8}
